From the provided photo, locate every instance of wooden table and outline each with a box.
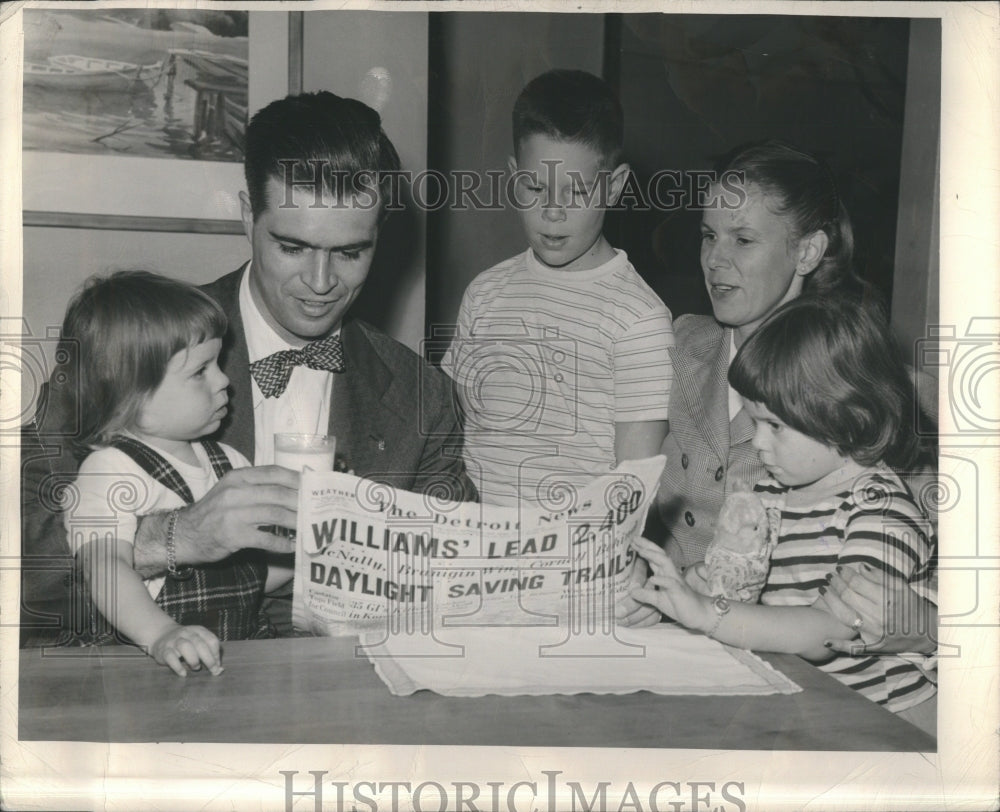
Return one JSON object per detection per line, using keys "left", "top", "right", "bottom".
{"left": 18, "top": 636, "right": 935, "bottom": 751}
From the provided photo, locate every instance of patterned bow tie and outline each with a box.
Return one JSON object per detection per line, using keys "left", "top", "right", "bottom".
{"left": 249, "top": 334, "right": 345, "bottom": 398}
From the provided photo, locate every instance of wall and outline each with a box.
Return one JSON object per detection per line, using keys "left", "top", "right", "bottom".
{"left": 613, "top": 14, "right": 911, "bottom": 318}
{"left": 891, "top": 19, "right": 940, "bottom": 367}
{"left": 21, "top": 229, "right": 249, "bottom": 340}
{"left": 301, "top": 10, "right": 429, "bottom": 352}
{"left": 425, "top": 13, "right": 606, "bottom": 331}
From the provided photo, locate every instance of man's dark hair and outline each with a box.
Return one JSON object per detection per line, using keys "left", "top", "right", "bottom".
{"left": 244, "top": 90, "right": 401, "bottom": 218}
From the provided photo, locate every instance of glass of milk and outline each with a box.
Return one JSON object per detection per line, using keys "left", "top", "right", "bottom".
{"left": 274, "top": 433, "right": 337, "bottom": 472}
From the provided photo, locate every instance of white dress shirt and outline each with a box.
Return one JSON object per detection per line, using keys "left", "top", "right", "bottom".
{"left": 239, "top": 264, "right": 335, "bottom": 465}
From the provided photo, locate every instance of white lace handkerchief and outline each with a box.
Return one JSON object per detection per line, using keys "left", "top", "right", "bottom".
{"left": 359, "top": 624, "right": 801, "bottom": 697}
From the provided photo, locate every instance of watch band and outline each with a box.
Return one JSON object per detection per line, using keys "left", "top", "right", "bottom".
{"left": 706, "top": 595, "right": 731, "bottom": 640}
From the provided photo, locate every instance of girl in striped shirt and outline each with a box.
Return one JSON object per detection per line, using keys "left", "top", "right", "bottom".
{"left": 631, "top": 295, "right": 937, "bottom": 733}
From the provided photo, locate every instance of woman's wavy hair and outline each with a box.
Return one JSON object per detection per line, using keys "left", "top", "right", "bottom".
{"left": 719, "top": 140, "right": 862, "bottom": 296}
{"left": 728, "top": 294, "right": 926, "bottom": 471}
{"left": 59, "top": 270, "right": 227, "bottom": 454}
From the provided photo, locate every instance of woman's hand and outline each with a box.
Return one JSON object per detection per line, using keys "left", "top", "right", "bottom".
{"left": 816, "top": 564, "right": 937, "bottom": 655}
{"left": 629, "top": 538, "right": 713, "bottom": 633}
{"left": 148, "top": 623, "right": 224, "bottom": 677}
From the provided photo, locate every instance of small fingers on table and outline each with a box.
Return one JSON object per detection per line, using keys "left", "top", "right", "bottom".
{"left": 178, "top": 631, "right": 224, "bottom": 676}
{"left": 158, "top": 627, "right": 224, "bottom": 677}
{"left": 161, "top": 648, "right": 190, "bottom": 678}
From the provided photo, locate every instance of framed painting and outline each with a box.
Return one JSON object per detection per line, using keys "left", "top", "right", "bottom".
{"left": 21, "top": 9, "right": 302, "bottom": 233}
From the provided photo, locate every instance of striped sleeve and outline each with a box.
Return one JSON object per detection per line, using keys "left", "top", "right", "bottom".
{"left": 613, "top": 304, "right": 674, "bottom": 422}
{"left": 840, "top": 473, "right": 937, "bottom": 590}
{"left": 438, "top": 287, "right": 474, "bottom": 381}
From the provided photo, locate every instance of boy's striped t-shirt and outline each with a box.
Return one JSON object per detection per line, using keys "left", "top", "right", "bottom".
{"left": 756, "top": 467, "right": 937, "bottom": 713}
{"left": 440, "top": 248, "right": 673, "bottom": 507}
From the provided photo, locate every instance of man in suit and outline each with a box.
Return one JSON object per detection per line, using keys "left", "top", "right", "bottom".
{"left": 207, "top": 90, "right": 471, "bottom": 490}
{"left": 21, "top": 91, "right": 473, "bottom": 641}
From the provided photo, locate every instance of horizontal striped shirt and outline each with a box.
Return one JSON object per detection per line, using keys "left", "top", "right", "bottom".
{"left": 441, "top": 249, "right": 673, "bottom": 506}
{"left": 756, "top": 467, "right": 937, "bottom": 713}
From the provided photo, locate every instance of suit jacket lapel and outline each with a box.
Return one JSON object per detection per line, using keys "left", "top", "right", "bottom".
{"left": 331, "top": 321, "right": 396, "bottom": 476}
{"left": 673, "top": 321, "right": 733, "bottom": 464}
{"left": 729, "top": 399, "right": 755, "bottom": 448}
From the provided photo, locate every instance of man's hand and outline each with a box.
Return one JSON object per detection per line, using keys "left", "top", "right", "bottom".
{"left": 133, "top": 466, "right": 300, "bottom": 577}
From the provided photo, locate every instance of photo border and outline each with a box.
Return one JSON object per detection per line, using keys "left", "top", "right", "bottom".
{"left": 1, "top": 1, "right": 997, "bottom": 810}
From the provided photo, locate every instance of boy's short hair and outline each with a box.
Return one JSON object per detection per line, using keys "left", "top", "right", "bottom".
{"left": 727, "top": 295, "right": 924, "bottom": 471}
{"left": 60, "top": 270, "right": 227, "bottom": 452}
{"left": 244, "top": 90, "right": 401, "bottom": 219}
{"left": 512, "top": 69, "right": 624, "bottom": 167}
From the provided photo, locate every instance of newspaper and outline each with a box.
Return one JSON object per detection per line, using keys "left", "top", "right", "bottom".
{"left": 291, "top": 456, "right": 666, "bottom": 636}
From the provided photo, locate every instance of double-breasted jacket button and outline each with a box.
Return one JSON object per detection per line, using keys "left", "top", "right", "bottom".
{"left": 684, "top": 511, "right": 695, "bottom": 526}
{"left": 681, "top": 454, "right": 689, "bottom": 469}
{"left": 714, "top": 466, "right": 724, "bottom": 481}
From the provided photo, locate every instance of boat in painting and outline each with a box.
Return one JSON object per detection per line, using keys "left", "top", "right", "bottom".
{"left": 24, "top": 54, "right": 163, "bottom": 91}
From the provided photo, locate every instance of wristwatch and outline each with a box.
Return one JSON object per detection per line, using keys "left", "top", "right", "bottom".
{"left": 706, "top": 595, "right": 731, "bottom": 639}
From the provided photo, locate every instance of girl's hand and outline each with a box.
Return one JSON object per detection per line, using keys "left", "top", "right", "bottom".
{"left": 630, "top": 538, "right": 713, "bottom": 633}
{"left": 683, "top": 562, "right": 712, "bottom": 596}
{"left": 816, "top": 564, "right": 937, "bottom": 655}
{"left": 615, "top": 555, "right": 661, "bottom": 628}
{"left": 149, "top": 623, "right": 224, "bottom": 677}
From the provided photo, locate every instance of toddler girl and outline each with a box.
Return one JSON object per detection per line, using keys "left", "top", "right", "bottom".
{"left": 631, "top": 295, "right": 937, "bottom": 729}
{"left": 63, "top": 271, "right": 286, "bottom": 675}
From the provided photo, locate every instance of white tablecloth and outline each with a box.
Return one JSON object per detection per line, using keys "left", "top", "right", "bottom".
{"left": 359, "top": 623, "right": 801, "bottom": 697}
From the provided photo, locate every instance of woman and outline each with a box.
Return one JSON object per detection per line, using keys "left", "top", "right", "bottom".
{"left": 626, "top": 141, "right": 937, "bottom": 661}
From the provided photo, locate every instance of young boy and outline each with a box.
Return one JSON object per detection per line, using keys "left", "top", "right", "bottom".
{"left": 442, "top": 69, "right": 673, "bottom": 506}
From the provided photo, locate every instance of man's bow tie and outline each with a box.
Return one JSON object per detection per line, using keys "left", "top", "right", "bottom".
{"left": 249, "top": 334, "right": 345, "bottom": 398}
